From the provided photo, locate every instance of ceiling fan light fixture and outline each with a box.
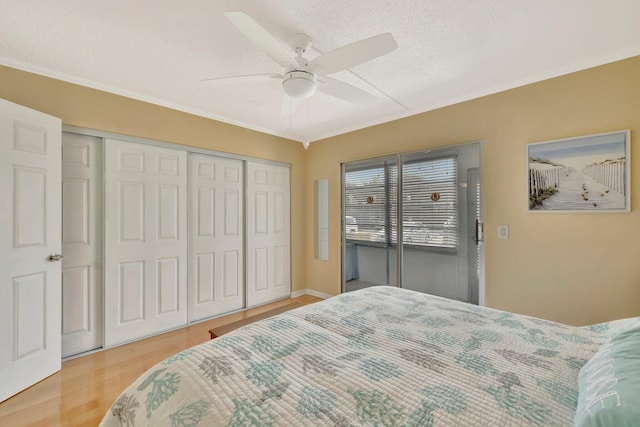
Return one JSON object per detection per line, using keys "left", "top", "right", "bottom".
{"left": 282, "top": 70, "right": 316, "bottom": 99}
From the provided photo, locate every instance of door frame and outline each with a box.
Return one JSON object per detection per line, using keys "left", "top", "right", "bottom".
{"left": 341, "top": 140, "right": 485, "bottom": 305}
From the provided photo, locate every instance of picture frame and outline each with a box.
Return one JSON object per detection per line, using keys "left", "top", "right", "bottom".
{"left": 527, "top": 130, "right": 630, "bottom": 212}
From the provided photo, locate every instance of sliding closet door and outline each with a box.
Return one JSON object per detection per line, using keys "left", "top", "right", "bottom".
{"left": 188, "top": 153, "right": 244, "bottom": 321}
{"left": 61, "top": 132, "right": 102, "bottom": 357}
{"left": 104, "top": 139, "right": 187, "bottom": 347}
{"left": 246, "top": 162, "right": 291, "bottom": 307}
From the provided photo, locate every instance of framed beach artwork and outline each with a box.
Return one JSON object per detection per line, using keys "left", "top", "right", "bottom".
{"left": 527, "top": 130, "right": 630, "bottom": 212}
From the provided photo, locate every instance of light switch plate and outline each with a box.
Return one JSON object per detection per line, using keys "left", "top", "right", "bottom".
{"left": 498, "top": 225, "right": 509, "bottom": 239}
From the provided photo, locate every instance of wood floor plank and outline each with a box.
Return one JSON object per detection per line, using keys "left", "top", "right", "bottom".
{"left": 0, "top": 295, "right": 321, "bottom": 426}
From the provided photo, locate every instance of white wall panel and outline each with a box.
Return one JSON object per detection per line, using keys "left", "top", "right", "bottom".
{"left": 254, "top": 169, "right": 268, "bottom": 184}
{"left": 118, "top": 149, "right": 144, "bottom": 172}
{"left": 224, "top": 189, "right": 239, "bottom": 235}
{"left": 223, "top": 250, "right": 239, "bottom": 298}
{"left": 157, "top": 257, "right": 179, "bottom": 314}
{"left": 157, "top": 185, "right": 179, "bottom": 240}
{"left": 61, "top": 266, "right": 89, "bottom": 335}
{"left": 13, "top": 272, "right": 46, "bottom": 359}
{"left": 198, "top": 161, "right": 215, "bottom": 179}
{"left": 61, "top": 140, "right": 89, "bottom": 167}
{"left": 255, "top": 192, "right": 268, "bottom": 234}
{"left": 157, "top": 155, "right": 179, "bottom": 176}
{"left": 274, "top": 245, "right": 285, "bottom": 287}
{"left": 197, "top": 188, "right": 215, "bottom": 237}
{"left": 62, "top": 179, "right": 89, "bottom": 244}
{"left": 224, "top": 165, "right": 239, "bottom": 182}
{"left": 13, "top": 121, "right": 46, "bottom": 154}
{"left": 119, "top": 261, "right": 145, "bottom": 323}
{"left": 119, "top": 182, "right": 144, "bottom": 242}
{"left": 196, "top": 253, "right": 215, "bottom": 304}
{"left": 13, "top": 166, "right": 46, "bottom": 248}
{"left": 274, "top": 192, "right": 284, "bottom": 233}
{"left": 252, "top": 248, "right": 268, "bottom": 292}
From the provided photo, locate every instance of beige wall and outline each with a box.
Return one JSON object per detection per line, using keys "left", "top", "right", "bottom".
{"left": 305, "top": 56, "right": 640, "bottom": 326}
{"left": 0, "top": 64, "right": 308, "bottom": 293}
{"left": 3, "top": 56, "right": 640, "bottom": 327}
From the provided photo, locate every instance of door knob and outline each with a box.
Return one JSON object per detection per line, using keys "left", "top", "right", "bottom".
{"left": 48, "top": 253, "right": 64, "bottom": 262}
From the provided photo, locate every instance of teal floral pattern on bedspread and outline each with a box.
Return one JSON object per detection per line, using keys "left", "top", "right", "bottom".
{"left": 100, "top": 286, "right": 614, "bottom": 426}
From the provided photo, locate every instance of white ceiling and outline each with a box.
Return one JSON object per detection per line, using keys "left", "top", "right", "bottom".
{"left": 2, "top": 1, "right": 640, "bottom": 146}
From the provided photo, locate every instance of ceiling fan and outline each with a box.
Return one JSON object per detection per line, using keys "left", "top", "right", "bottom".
{"left": 203, "top": 11, "right": 398, "bottom": 112}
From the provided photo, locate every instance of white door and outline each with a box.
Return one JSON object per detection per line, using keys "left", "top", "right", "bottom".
{"left": 246, "top": 162, "right": 291, "bottom": 307}
{"left": 104, "top": 139, "right": 188, "bottom": 347}
{"left": 61, "top": 132, "right": 102, "bottom": 357}
{"left": 0, "top": 99, "right": 62, "bottom": 402}
{"left": 189, "top": 154, "right": 244, "bottom": 321}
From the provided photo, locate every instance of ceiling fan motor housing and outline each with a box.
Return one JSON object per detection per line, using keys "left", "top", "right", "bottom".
{"left": 282, "top": 70, "right": 316, "bottom": 99}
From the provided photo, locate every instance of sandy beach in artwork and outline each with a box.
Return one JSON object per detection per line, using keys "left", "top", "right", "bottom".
{"left": 536, "top": 168, "right": 624, "bottom": 210}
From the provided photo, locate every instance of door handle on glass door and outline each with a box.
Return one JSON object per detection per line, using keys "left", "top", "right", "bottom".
{"left": 474, "top": 220, "right": 484, "bottom": 244}
{"left": 48, "top": 253, "right": 64, "bottom": 262}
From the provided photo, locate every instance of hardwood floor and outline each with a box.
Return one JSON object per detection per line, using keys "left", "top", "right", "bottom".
{"left": 0, "top": 295, "right": 321, "bottom": 426}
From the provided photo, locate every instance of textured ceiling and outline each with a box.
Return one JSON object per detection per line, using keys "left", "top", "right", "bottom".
{"left": 1, "top": 0, "right": 640, "bottom": 146}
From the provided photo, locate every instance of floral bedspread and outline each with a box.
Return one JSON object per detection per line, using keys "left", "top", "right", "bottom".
{"left": 100, "top": 286, "right": 618, "bottom": 426}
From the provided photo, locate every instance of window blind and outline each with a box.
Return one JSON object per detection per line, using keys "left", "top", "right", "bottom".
{"left": 344, "top": 155, "right": 458, "bottom": 249}
{"left": 394, "top": 156, "right": 457, "bottom": 248}
{"left": 344, "top": 165, "right": 388, "bottom": 243}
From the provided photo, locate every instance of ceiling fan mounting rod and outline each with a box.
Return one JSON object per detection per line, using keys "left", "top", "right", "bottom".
{"left": 288, "top": 33, "right": 312, "bottom": 55}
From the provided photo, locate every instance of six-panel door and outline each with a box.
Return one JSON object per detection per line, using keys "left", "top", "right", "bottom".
{"left": 0, "top": 99, "right": 62, "bottom": 402}
{"left": 188, "top": 153, "right": 244, "bottom": 321}
{"left": 61, "top": 132, "right": 103, "bottom": 357}
{"left": 246, "top": 162, "right": 291, "bottom": 307}
{"left": 103, "top": 139, "right": 188, "bottom": 347}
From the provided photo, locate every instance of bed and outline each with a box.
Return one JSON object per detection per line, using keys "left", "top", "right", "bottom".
{"left": 100, "top": 286, "right": 640, "bottom": 426}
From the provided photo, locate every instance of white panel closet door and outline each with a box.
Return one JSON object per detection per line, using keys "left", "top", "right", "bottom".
{"left": 104, "top": 139, "right": 187, "bottom": 347}
{"left": 246, "top": 162, "right": 291, "bottom": 307}
{"left": 61, "top": 132, "right": 102, "bottom": 357}
{"left": 0, "top": 99, "right": 61, "bottom": 402}
{"left": 188, "top": 153, "right": 244, "bottom": 321}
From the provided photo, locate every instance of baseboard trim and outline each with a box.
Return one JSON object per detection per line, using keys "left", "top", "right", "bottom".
{"left": 290, "top": 288, "right": 333, "bottom": 300}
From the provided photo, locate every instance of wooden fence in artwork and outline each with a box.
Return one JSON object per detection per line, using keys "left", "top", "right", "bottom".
{"left": 529, "top": 166, "right": 565, "bottom": 197}
{"left": 583, "top": 158, "right": 626, "bottom": 195}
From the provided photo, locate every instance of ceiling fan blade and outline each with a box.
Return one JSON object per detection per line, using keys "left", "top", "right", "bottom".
{"left": 317, "top": 77, "right": 378, "bottom": 104}
{"left": 224, "top": 11, "right": 296, "bottom": 68}
{"left": 311, "top": 33, "right": 398, "bottom": 75}
{"left": 202, "top": 74, "right": 282, "bottom": 86}
{"left": 281, "top": 94, "right": 301, "bottom": 114}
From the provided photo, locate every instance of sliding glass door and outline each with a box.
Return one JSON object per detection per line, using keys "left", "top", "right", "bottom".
{"left": 400, "top": 150, "right": 466, "bottom": 300}
{"left": 342, "top": 143, "right": 483, "bottom": 304}
{"left": 343, "top": 156, "right": 397, "bottom": 291}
